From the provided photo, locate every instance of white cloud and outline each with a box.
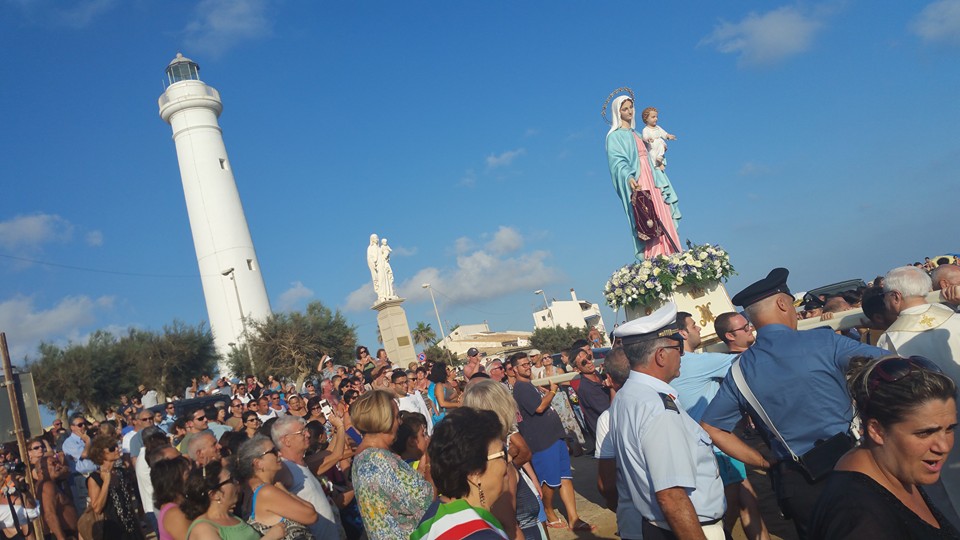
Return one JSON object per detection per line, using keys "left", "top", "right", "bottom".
{"left": 343, "top": 228, "right": 559, "bottom": 311}
{"left": 486, "top": 148, "right": 526, "bottom": 168}
{"left": 390, "top": 245, "right": 418, "bottom": 257}
{"left": 453, "top": 237, "right": 474, "bottom": 255}
{"left": 911, "top": 0, "right": 960, "bottom": 45}
{"left": 738, "top": 161, "right": 772, "bottom": 176}
{"left": 0, "top": 213, "right": 73, "bottom": 251}
{"left": 85, "top": 230, "right": 104, "bottom": 247}
{"left": 277, "top": 281, "right": 314, "bottom": 312}
{"left": 183, "top": 0, "right": 272, "bottom": 58}
{"left": 0, "top": 295, "right": 114, "bottom": 362}
{"left": 486, "top": 226, "right": 523, "bottom": 255}
{"left": 701, "top": 6, "right": 823, "bottom": 67}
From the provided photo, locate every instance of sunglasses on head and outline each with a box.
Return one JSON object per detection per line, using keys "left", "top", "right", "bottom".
{"left": 866, "top": 356, "right": 943, "bottom": 395}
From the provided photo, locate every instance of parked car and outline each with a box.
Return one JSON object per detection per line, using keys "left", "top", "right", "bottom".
{"left": 147, "top": 394, "right": 230, "bottom": 419}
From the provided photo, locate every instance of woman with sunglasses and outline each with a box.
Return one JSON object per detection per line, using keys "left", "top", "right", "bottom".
{"left": 183, "top": 461, "right": 285, "bottom": 540}
{"left": 411, "top": 407, "right": 510, "bottom": 539}
{"left": 810, "top": 355, "right": 960, "bottom": 539}
{"left": 239, "top": 411, "right": 262, "bottom": 443}
{"left": 87, "top": 434, "right": 145, "bottom": 539}
{"left": 236, "top": 435, "right": 317, "bottom": 539}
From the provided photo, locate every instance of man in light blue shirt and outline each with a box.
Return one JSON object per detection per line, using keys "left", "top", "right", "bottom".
{"left": 62, "top": 413, "right": 97, "bottom": 511}
{"left": 671, "top": 311, "right": 768, "bottom": 540}
{"left": 610, "top": 302, "right": 726, "bottom": 540}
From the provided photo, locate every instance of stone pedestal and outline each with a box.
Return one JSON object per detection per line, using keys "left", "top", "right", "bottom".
{"left": 373, "top": 297, "right": 417, "bottom": 367}
{"left": 625, "top": 282, "right": 735, "bottom": 346}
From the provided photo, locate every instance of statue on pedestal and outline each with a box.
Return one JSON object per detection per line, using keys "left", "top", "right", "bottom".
{"left": 367, "top": 234, "right": 380, "bottom": 297}
{"left": 378, "top": 238, "right": 395, "bottom": 301}
{"left": 603, "top": 87, "right": 682, "bottom": 260}
{"left": 367, "top": 233, "right": 396, "bottom": 303}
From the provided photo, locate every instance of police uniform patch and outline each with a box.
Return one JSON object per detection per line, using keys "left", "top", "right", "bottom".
{"left": 659, "top": 392, "right": 679, "bottom": 413}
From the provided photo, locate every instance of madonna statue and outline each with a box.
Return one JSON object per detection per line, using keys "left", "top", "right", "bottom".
{"left": 604, "top": 89, "right": 681, "bottom": 260}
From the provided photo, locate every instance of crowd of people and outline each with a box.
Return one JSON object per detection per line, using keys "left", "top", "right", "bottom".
{"left": 5, "top": 257, "right": 960, "bottom": 540}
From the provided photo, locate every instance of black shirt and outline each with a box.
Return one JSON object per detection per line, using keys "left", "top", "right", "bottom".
{"left": 810, "top": 470, "right": 960, "bottom": 539}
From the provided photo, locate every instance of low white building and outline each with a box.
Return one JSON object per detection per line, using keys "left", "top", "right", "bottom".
{"left": 533, "top": 289, "right": 610, "bottom": 346}
{"left": 436, "top": 322, "right": 532, "bottom": 359}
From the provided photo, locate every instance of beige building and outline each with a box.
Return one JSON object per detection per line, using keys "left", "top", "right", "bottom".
{"left": 532, "top": 289, "right": 611, "bottom": 346}
{"left": 436, "top": 323, "right": 532, "bottom": 359}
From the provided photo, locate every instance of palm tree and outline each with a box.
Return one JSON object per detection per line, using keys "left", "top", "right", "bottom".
{"left": 412, "top": 322, "right": 437, "bottom": 349}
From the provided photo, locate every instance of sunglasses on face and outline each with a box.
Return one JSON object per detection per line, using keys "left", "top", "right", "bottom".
{"left": 193, "top": 416, "right": 206, "bottom": 422}
{"left": 259, "top": 447, "right": 279, "bottom": 458}
{"left": 73, "top": 422, "right": 86, "bottom": 428}
{"left": 29, "top": 445, "right": 43, "bottom": 452}
{"left": 214, "top": 476, "right": 236, "bottom": 489}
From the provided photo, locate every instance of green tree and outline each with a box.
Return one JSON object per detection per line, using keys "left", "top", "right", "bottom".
{"left": 529, "top": 324, "right": 590, "bottom": 355}
{"left": 229, "top": 301, "right": 357, "bottom": 388}
{"left": 411, "top": 322, "right": 437, "bottom": 349}
{"left": 122, "top": 321, "right": 219, "bottom": 402}
{"left": 31, "top": 330, "right": 138, "bottom": 418}
{"left": 423, "top": 344, "right": 458, "bottom": 365}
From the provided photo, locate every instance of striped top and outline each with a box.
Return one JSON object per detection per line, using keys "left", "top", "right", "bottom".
{"left": 411, "top": 499, "right": 508, "bottom": 540}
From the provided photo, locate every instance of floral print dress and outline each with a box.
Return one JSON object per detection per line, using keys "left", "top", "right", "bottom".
{"left": 352, "top": 447, "right": 434, "bottom": 540}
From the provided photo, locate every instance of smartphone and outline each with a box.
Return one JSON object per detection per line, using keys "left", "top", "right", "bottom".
{"left": 319, "top": 399, "right": 334, "bottom": 418}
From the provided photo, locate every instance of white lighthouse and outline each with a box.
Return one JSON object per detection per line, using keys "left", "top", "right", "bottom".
{"left": 158, "top": 53, "right": 271, "bottom": 374}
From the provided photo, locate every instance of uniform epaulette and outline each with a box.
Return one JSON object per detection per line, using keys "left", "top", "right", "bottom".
{"left": 658, "top": 392, "right": 679, "bottom": 413}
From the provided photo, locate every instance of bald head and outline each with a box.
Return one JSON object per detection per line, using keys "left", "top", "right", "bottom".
{"left": 743, "top": 293, "right": 797, "bottom": 330}
{"left": 932, "top": 264, "right": 960, "bottom": 291}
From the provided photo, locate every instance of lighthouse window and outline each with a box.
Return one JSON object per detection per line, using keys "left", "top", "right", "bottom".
{"left": 247, "top": 259, "right": 254, "bottom": 271}
{"left": 219, "top": 158, "right": 229, "bottom": 170}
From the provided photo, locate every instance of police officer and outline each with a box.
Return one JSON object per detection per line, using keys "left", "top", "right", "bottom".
{"left": 700, "top": 268, "right": 887, "bottom": 539}
{"left": 610, "top": 302, "right": 726, "bottom": 540}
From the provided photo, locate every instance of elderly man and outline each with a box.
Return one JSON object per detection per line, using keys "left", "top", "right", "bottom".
{"left": 609, "top": 303, "right": 726, "bottom": 540}
{"left": 713, "top": 312, "right": 755, "bottom": 354}
{"left": 878, "top": 266, "right": 960, "bottom": 369}
{"left": 485, "top": 358, "right": 506, "bottom": 383}
{"left": 700, "top": 268, "right": 886, "bottom": 539}
{"left": 932, "top": 263, "right": 960, "bottom": 309}
{"left": 272, "top": 416, "right": 343, "bottom": 539}
{"left": 62, "top": 413, "right": 96, "bottom": 511}
{"left": 187, "top": 431, "right": 221, "bottom": 466}
{"left": 594, "top": 347, "right": 631, "bottom": 512}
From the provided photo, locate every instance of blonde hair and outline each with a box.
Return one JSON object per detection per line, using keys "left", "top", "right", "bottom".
{"left": 641, "top": 106, "right": 658, "bottom": 124}
{"left": 351, "top": 390, "right": 396, "bottom": 434}
{"left": 462, "top": 379, "right": 517, "bottom": 439}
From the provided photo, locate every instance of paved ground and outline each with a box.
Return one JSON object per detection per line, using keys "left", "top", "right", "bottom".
{"left": 547, "top": 454, "right": 792, "bottom": 540}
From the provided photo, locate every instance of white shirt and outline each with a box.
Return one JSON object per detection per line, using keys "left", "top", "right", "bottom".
{"left": 135, "top": 448, "right": 154, "bottom": 513}
{"left": 283, "top": 460, "right": 342, "bottom": 539}
{"left": 398, "top": 392, "right": 435, "bottom": 435}
{"left": 594, "top": 410, "right": 613, "bottom": 459}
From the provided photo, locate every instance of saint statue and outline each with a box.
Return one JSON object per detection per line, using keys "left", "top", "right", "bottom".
{"left": 367, "top": 234, "right": 380, "bottom": 296}
{"left": 603, "top": 88, "right": 682, "bottom": 260}
{"left": 377, "top": 238, "right": 395, "bottom": 300}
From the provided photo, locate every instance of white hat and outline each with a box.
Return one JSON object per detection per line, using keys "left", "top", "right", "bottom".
{"left": 612, "top": 302, "right": 683, "bottom": 345}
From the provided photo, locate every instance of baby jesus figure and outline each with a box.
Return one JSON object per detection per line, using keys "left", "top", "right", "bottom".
{"left": 641, "top": 106, "right": 677, "bottom": 171}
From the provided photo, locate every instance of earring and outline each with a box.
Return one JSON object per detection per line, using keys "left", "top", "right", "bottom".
{"left": 468, "top": 479, "right": 486, "bottom": 506}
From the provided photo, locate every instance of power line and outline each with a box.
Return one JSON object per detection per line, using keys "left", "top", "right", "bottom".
{"left": 0, "top": 253, "right": 197, "bottom": 278}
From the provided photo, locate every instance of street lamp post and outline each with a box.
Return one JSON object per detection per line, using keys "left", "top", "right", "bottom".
{"left": 534, "top": 289, "right": 554, "bottom": 325}
{"left": 422, "top": 283, "right": 445, "bottom": 342}
{"left": 222, "top": 268, "right": 254, "bottom": 370}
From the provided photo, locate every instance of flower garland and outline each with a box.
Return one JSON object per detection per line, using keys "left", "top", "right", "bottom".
{"left": 604, "top": 243, "right": 736, "bottom": 310}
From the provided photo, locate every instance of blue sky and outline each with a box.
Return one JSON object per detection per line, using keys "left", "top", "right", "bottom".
{"left": 2, "top": 0, "right": 958, "bottom": 364}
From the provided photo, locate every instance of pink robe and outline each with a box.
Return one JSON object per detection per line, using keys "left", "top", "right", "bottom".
{"left": 632, "top": 132, "right": 680, "bottom": 258}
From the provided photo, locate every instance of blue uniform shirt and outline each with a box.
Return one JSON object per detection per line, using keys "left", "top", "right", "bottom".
{"left": 671, "top": 352, "right": 738, "bottom": 423}
{"left": 701, "top": 324, "right": 887, "bottom": 459}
